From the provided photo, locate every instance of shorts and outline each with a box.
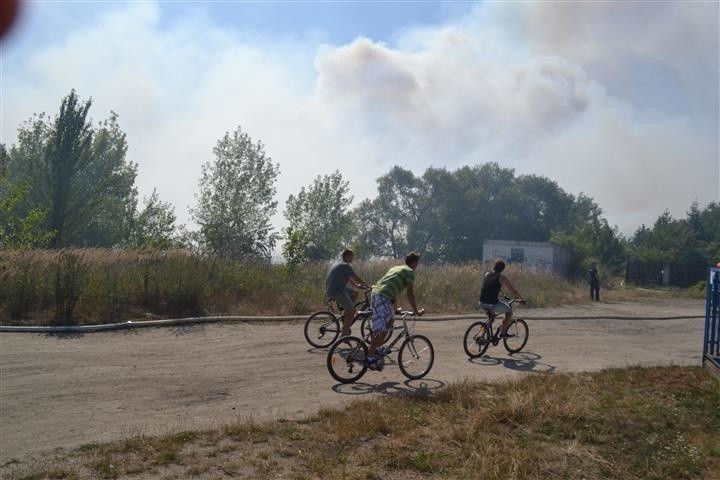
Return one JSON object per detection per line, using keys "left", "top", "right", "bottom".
{"left": 329, "top": 287, "right": 354, "bottom": 311}
{"left": 478, "top": 301, "right": 512, "bottom": 315}
{"left": 371, "top": 293, "right": 394, "bottom": 332}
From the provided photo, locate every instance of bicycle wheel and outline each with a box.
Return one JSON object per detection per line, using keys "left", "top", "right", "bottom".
{"left": 398, "top": 334, "right": 434, "bottom": 380}
{"left": 463, "top": 321, "right": 491, "bottom": 358}
{"left": 359, "top": 312, "right": 372, "bottom": 339}
{"left": 304, "top": 311, "right": 340, "bottom": 348}
{"left": 503, "top": 319, "right": 529, "bottom": 354}
{"left": 327, "top": 336, "right": 368, "bottom": 383}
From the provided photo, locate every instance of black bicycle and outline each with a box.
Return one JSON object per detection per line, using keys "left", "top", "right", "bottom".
{"left": 327, "top": 310, "right": 434, "bottom": 383}
{"left": 463, "top": 297, "right": 529, "bottom": 358}
{"left": 304, "top": 289, "right": 372, "bottom": 348}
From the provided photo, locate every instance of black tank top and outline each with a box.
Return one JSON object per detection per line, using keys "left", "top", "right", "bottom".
{"left": 480, "top": 272, "right": 502, "bottom": 304}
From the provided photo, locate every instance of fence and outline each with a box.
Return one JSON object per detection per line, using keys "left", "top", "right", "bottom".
{"left": 704, "top": 267, "right": 720, "bottom": 376}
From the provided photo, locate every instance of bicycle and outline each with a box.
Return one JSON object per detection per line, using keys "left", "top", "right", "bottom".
{"left": 463, "top": 297, "right": 529, "bottom": 358}
{"left": 327, "top": 310, "right": 434, "bottom": 383}
{"left": 304, "top": 289, "right": 373, "bottom": 348}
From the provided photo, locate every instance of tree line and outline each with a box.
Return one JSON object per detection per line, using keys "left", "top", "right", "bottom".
{"left": 2, "top": 91, "right": 718, "bottom": 277}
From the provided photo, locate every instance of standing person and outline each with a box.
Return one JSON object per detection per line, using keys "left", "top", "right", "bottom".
{"left": 589, "top": 262, "right": 600, "bottom": 301}
{"left": 479, "top": 260, "right": 524, "bottom": 338}
{"left": 366, "top": 252, "right": 424, "bottom": 370}
{"left": 325, "top": 249, "right": 369, "bottom": 337}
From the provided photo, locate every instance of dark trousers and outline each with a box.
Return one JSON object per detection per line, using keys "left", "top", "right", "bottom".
{"left": 590, "top": 283, "right": 600, "bottom": 301}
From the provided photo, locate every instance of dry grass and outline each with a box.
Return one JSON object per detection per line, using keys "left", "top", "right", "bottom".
{"left": 3, "top": 366, "right": 718, "bottom": 479}
{"left": 0, "top": 249, "right": 592, "bottom": 326}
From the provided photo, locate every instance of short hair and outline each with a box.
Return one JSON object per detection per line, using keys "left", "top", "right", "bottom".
{"left": 341, "top": 248, "right": 354, "bottom": 260}
{"left": 405, "top": 251, "right": 421, "bottom": 266}
{"left": 493, "top": 260, "right": 506, "bottom": 272}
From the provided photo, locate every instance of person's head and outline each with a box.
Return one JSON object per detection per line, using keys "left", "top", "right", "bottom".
{"left": 493, "top": 260, "right": 506, "bottom": 273}
{"left": 405, "top": 251, "right": 421, "bottom": 269}
{"left": 341, "top": 248, "right": 354, "bottom": 263}
{"left": 591, "top": 262, "right": 597, "bottom": 268}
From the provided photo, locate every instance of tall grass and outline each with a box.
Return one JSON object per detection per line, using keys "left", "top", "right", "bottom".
{"left": 0, "top": 249, "right": 587, "bottom": 326}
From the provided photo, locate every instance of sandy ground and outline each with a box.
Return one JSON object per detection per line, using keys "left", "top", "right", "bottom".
{"left": 0, "top": 299, "right": 706, "bottom": 466}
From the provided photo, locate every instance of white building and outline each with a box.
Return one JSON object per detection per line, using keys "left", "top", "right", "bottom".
{"left": 482, "top": 239, "right": 570, "bottom": 274}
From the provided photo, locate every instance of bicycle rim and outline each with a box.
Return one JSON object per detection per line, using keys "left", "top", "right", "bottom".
{"left": 463, "top": 321, "right": 491, "bottom": 358}
{"left": 503, "top": 319, "right": 529, "bottom": 353}
{"left": 304, "top": 311, "right": 339, "bottom": 348}
{"left": 327, "top": 336, "right": 368, "bottom": 383}
{"left": 399, "top": 334, "right": 434, "bottom": 380}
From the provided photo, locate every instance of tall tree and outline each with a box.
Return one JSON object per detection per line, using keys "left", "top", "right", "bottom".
{"left": 283, "top": 170, "right": 354, "bottom": 265}
{"left": 192, "top": 127, "right": 279, "bottom": 261}
{"left": 128, "top": 189, "right": 183, "bottom": 249}
{"left": 0, "top": 144, "right": 54, "bottom": 248}
{"left": 6, "top": 90, "right": 137, "bottom": 247}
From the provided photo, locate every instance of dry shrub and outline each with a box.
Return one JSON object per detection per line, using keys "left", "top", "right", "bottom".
{"left": 0, "top": 250, "right": 588, "bottom": 325}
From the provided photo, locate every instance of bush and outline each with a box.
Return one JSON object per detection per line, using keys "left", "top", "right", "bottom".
{"left": 0, "top": 249, "right": 589, "bottom": 326}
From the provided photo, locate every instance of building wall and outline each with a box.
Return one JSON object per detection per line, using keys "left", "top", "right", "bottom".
{"left": 482, "top": 240, "right": 570, "bottom": 275}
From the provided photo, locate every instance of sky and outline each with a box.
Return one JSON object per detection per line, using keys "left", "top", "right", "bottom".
{"left": 1, "top": 0, "right": 719, "bottom": 238}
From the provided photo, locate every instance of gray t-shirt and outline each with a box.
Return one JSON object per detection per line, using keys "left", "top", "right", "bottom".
{"left": 325, "top": 262, "right": 355, "bottom": 296}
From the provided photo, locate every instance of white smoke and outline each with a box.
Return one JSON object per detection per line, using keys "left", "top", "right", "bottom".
{"left": 1, "top": 1, "right": 717, "bottom": 237}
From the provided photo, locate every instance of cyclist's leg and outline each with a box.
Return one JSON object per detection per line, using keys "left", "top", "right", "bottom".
{"left": 337, "top": 288, "right": 356, "bottom": 336}
{"left": 368, "top": 293, "right": 393, "bottom": 357}
{"left": 495, "top": 302, "right": 513, "bottom": 335}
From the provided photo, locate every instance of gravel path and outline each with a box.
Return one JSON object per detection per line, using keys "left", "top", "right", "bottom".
{"left": 0, "top": 299, "right": 706, "bottom": 465}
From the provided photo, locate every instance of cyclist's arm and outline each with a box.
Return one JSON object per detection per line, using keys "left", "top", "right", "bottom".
{"left": 406, "top": 283, "right": 421, "bottom": 315}
{"left": 349, "top": 274, "right": 368, "bottom": 289}
{"left": 500, "top": 275, "right": 522, "bottom": 299}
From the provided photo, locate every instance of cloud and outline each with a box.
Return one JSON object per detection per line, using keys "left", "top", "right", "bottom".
{"left": 2, "top": 1, "right": 717, "bottom": 239}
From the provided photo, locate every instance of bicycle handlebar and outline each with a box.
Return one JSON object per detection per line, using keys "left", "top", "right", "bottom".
{"left": 502, "top": 295, "right": 527, "bottom": 305}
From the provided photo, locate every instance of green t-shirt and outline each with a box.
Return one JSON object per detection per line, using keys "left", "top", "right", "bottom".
{"left": 372, "top": 265, "right": 415, "bottom": 301}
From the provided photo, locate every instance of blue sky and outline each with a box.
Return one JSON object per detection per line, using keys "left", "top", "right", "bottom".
{"left": 2, "top": 1, "right": 718, "bottom": 235}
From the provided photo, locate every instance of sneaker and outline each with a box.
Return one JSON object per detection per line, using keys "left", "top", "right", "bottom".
{"left": 497, "top": 331, "right": 514, "bottom": 339}
{"left": 376, "top": 346, "right": 390, "bottom": 357}
{"left": 364, "top": 356, "right": 383, "bottom": 371}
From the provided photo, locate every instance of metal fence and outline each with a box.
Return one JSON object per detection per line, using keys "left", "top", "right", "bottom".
{"left": 704, "top": 268, "right": 720, "bottom": 373}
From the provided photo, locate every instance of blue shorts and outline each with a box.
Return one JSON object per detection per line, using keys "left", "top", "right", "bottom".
{"left": 371, "top": 293, "right": 394, "bottom": 332}
{"left": 479, "top": 301, "right": 512, "bottom": 316}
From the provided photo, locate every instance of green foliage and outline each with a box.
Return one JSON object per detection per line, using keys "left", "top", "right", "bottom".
{"left": 127, "top": 189, "right": 184, "bottom": 249}
{"left": 631, "top": 203, "right": 720, "bottom": 266}
{"left": 191, "top": 126, "right": 280, "bottom": 261}
{"left": 283, "top": 170, "right": 354, "bottom": 266}
{"left": 0, "top": 145, "right": 55, "bottom": 248}
{"left": 353, "top": 162, "right": 625, "bottom": 265}
{"left": 551, "top": 217, "right": 627, "bottom": 277}
{"left": 5, "top": 90, "right": 137, "bottom": 248}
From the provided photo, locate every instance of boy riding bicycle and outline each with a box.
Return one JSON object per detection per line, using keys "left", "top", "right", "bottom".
{"left": 479, "top": 260, "right": 524, "bottom": 337}
{"left": 366, "top": 251, "right": 424, "bottom": 370}
{"left": 325, "top": 248, "right": 369, "bottom": 337}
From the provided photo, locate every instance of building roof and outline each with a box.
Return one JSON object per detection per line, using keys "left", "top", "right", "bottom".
{"left": 483, "top": 239, "right": 559, "bottom": 248}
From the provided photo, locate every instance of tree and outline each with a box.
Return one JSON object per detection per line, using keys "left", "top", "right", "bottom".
{"left": 5, "top": 90, "right": 137, "bottom": 247}
{"left": 191, "top": 127, "right": 279, "bottom": 261}
{"left": 283, "top": 171, "right": 354, "bottom": 265}
{"left": 128, "top": 189, "right": 183, "bottom": 249}
{"left": 0, "top": 145, "right": 55, "bottom": 248}
{"left": 352, "top": 166, "right": 431, "bottom": 259}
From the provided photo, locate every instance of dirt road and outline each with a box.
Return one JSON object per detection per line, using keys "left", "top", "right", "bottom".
{"left": 0, "top": 299, "right": 706, "bottom": 465}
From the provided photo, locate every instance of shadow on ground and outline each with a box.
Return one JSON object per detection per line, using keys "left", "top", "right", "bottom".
{"left": 469, "top": 351, "right": 556, "bottom": 373}
{"left": 332, "top": 378, "right": 446, "bottom": 399}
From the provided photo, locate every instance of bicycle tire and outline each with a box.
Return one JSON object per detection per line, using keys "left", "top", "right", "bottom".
{"left": 304, "top": 311, "right": 340, "bottom": 348}
{"left": 463, "top": 321, "right": 491, "bottom": 358}
{"left": 398, "top": 334, "right": 434, "bottom": 380}
{"left": 503, "top": 318, "right": 529, "bottom": 354}
{"left": 327, "top": 336, "right": 368, "bottom": 383}
{"left": 359, "top": 313, "right": 372, "bottom": 339}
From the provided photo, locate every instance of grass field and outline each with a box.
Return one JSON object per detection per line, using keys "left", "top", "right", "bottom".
{"left": 3, "top": 366, "right": 718, "bottom": 480}
{"left": 1, "top": 249, "right": 596, "bottom": 326}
